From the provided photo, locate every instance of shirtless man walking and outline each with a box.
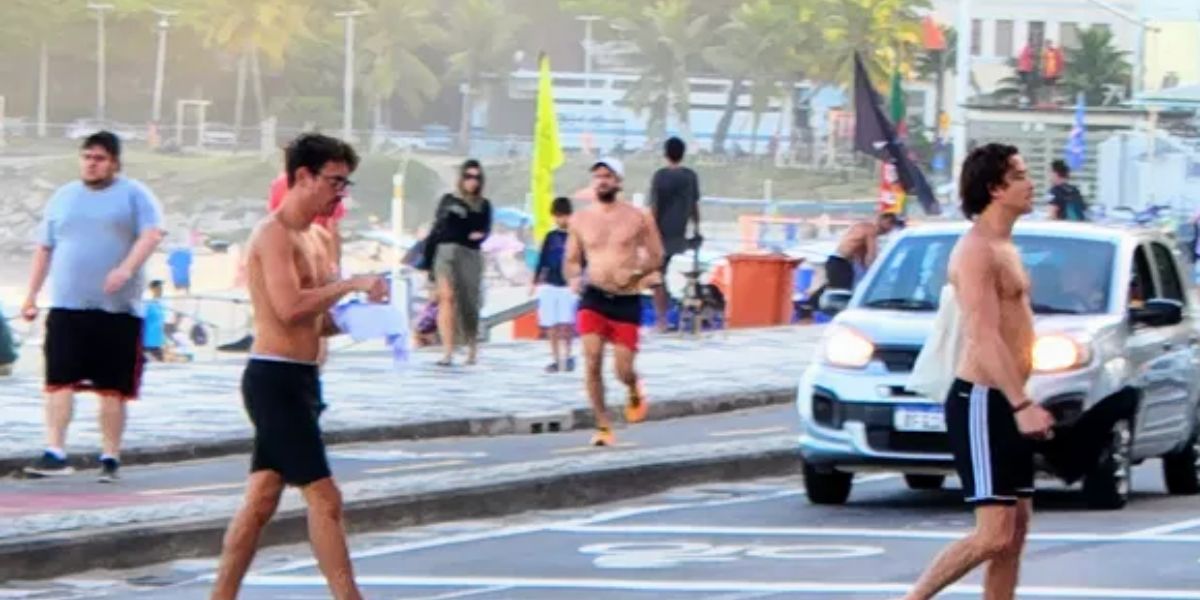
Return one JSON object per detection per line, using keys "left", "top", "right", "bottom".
{"left": 904, "top": 144, "right": 1055, "bottom": 600}
{"left": 825, "top": 212, "right": 899, "bottom": 290}
{"left": 565, "top": 158, "right": 664, "bottom": 447}
{"left": 211, "top": 134, "right": 385, "bottom": 600}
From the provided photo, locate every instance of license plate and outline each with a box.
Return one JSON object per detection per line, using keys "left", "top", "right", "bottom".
{"left": 893, "top": 405, "right": 946, "bottom": 433}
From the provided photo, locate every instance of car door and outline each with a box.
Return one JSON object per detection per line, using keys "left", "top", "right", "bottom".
{"left": 1146, "top": 241, "right": 1198, "bottom": 447}
{"left": 1124, "top": 243, "right": 1179, "bottom": 457}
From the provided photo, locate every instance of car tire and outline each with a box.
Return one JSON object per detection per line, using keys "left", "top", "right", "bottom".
{"left": 904, "top": 474, "right": 946, "bottom": 491}
{"left": 803, "top": 464, "right": 853, "bottom": 505}
{"left": 1083, "top": 419, "right": 1133, "bottom": 510}
{"left": 1163, "top": 420, "right": 1200, "bottom": 496}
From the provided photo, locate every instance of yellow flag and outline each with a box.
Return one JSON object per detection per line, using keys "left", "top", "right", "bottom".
{"left": 530, "top": 53, "right": 564, "bottom": 243}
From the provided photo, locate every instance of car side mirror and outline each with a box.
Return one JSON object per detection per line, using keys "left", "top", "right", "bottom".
{"left": 1129, "top": 299, "right": 1183, "bottom": 327}
{"left": 820, "top": 289, "right": 853, "bottom": 315}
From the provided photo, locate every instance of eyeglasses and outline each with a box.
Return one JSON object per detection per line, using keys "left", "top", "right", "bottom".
{"left": 462, "top": 173, "right": 482, "bottom": 182}
{"left": 319, "top": 174, "right": 355, "bottom": 191}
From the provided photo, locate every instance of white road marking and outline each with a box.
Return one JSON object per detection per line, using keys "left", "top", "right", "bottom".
{"left": 416, "top": 586, "right": 513, "bottom": 599}
{"left": 237, "top": 575, "right": 1200, "bottom": 598}
{"left": 552, "top": 443, "right": 638, "bottom": 455}
{"left": 709, "top": 427, "right": 788, "bottom": 438}
{"left": 1124, "top": 516, "right": 1200, "bottom": 537}
{"left": 329, "top": 449, "right": 488, "bottom": 461}
{"left": 138, "top": 482, "right": 244, "bottom": 496}
{"left": 363, "top": 460, "right": 467, "bottom": 475}
{"left": 579, "top": 541, "right": 884, "bottom": 568}
{"left": 554, "top": 523, "right": 1200, "bottom": 544}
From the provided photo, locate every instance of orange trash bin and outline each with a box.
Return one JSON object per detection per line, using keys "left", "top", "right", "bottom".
{"left": 725, "top": 253, "right": 803, "bottom": 328}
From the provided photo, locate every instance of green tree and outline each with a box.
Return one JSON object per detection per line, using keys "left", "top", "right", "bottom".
{"left": 1062, "top": 27, "right": 1131, "bottom": 106}
{"left": 441, "top": 0, "right": 527, "bottom": 150}
{"left": 179, "top": 0, "right": 312, "bottom": 134}
{"left": 915, "top": 25, "right": 954, "bottom": 122}
{"left": 0, "top": 1, "right": 88, "bottom": 133}
{"left": 359, "top": 0, "right": 447, "bottom": 130}
{"left": 703, "top": 0, "right": 801, "bottom": 153}
{"left": 612, "top": 0, "right": 710, "bottom": 144}
{"left": 810, "top": 0, "right": 928, "bottom": 87}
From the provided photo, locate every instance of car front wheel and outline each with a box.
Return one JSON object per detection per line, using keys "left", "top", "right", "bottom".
{"left": 803, "top": 463, "right": 853, "bottom": 505}
{"left": 904, "top": 474, "right": 946, "bottom": 491}
{"left": 1083, "top": 419, "right": 1133, "bottom": 510}
{"left": 1163, "top": 418, "right": 1200, "bottom": 495}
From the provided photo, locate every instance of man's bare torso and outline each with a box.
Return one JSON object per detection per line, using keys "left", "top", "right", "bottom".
{"left": 246, "top": 218, "right": 334, "bottom": 362}
{"left": 836, "top": 222, "right": 876, "bottom": 264}
{"left": 953, "top": 231, "right": 1035, "bottom": 385}
{"left": 573, "top": 202, "right": 652, "bottom": 295}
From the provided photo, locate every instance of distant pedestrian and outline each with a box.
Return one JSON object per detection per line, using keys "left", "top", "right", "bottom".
{"left": 648, "top": 137, "right": 701, "bottom": 332}
{"left": 0, "top": 303, "right": 16, "bottom": 377}
{"left": 1047, "top": 159, "right": 1087, "bottom": 222}
{"left": 531, "top": 197, "right": 577, "bottom": 373}
{"left": 825, "top": 212, "right": 900, "bottom": 291}
{"left": 143, "top": 280, "right": 167, "bottom": 362}
{"left": 21, "top": 131, "right": 165, "bottom": 482}
{"left": 166, "top": 245, "right": 193, "bottom": 295}
{"left": 429, "top": 160, "right": 492, "bottom": 367}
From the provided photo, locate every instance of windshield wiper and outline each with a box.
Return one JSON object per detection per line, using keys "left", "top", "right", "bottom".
{"left": 1030, "top": 303, "right": 1083, "bottom": 315}
{"left": 864, "top": 298, "right": 936, "bottom": 310}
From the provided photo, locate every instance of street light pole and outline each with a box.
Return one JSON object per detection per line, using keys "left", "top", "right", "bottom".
{"left": 151, "top": 8, "right": 179, "bottom": 124}
{"left": 951, "top": 0, "right": 972, "bottom": 187}
{"left": 1080, "top": 0, "right": 1161, "bottom": 96}
{"left": 88, "top": 3, "right": 115, "bottom": 121}
{"left": 334, "top": 10, "right": 365, "bottom": 142}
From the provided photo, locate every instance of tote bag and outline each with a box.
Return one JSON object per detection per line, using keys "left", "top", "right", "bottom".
{"left": 908, "top": 285, "right": 963, "bottom": 403}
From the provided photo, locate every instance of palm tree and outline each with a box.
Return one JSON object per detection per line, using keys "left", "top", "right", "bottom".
{"left": 179, "top": 0, "right": 312, "bottom": 134}
{"left": 703, "top": 0, "right": 800, "bottom": 154}
{"left": 359, "top": 0, "right": 446, "bottom": 130}
{"left": 611, "top": 0, "right": 710, "bottom": 144}
{"left": 441, "top": 0, "right": 528, "bottom": 151}
{"left": 915, "top": 26, "right": 955, "bottom": 121}
{"left": 0, "top": 0, "right": 88, "bottom": 135}
{"left": 1062, "top": 26, "right": 1131, "bottom": 106}
{"left": 809, "top": 0, "right": 928, "bottom": 87}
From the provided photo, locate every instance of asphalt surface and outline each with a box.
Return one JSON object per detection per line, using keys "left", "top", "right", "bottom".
{"left": 6, "top": 455, "right": 1200, "bottom": 599}
{"left": 0, "top": 406, "right": 797, "bottom": 522}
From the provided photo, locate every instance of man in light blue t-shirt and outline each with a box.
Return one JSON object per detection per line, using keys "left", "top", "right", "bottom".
{"left": 20, "top": 131, "right": 164, "bottom": 482}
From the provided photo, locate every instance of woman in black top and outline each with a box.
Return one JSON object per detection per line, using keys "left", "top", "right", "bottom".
{"left": 431, "top": 160, "right": 492, "bottom": 366}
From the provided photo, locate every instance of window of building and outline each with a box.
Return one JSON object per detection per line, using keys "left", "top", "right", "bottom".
{"left": 995, "top": 20, "right": 1015, "bottom": 57}
{"left": 1059, "top": 22, "right": 1080, "bottom": 49}
{"left": 971, "top": 19, "right": 982, "bottom": 56}
{"left": 1028, "top": 20, "right": 1046, "bottom": 49}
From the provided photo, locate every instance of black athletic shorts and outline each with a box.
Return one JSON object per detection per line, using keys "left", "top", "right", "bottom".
{"left": 578, "top": 285, "right": 642, "bottom": 325}
{"left": 946, "top": 379, "right": 1035, "bottom": 505}
{"left": 44, "top": 308, "right": 144, "bottom": 400}
{"left": 825, "top": 255, "right": 855, "bottom": 290}
{"left": 241, "top": 358, "right": 331, "bottom": 487}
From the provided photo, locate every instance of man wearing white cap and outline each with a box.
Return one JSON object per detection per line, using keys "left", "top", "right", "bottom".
{"left": 564, "top": 158, "right": 664, "bottom": 447}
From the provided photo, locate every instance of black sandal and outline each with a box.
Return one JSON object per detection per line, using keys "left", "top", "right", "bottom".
{"left": 435, "top": 358, "right": 454, "bottom": 367}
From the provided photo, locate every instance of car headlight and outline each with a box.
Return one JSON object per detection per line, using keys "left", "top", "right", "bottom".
{"left": 1032, "top": 334, "right": 1091, "bottom": 373}
{"left": 823, "top": 326, "right": 876, "bottom": 369}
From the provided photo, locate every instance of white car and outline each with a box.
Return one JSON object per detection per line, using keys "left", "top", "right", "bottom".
{"left": 798, "top": 221, "right": 1200, "bottom": 509}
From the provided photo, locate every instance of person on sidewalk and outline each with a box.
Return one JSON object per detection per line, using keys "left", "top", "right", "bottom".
{"left": 143, "top": 280, "right": 167, "bottom": 362}
{"left": 530, "top": 197, "right": 578, "bottom": 373}
{"left": 904, "top": 144, "right": 1055, "bottom": 600}
{"left": 825, "top": 212, "right": 899, "bottom": 291}
{"left": 1047, "top": 159, "right": 1087, "bottom": 222}
{"left": 565, "top": 158, "right": 663, "bottom": 447}
{"left": 21, "top": 131, "right": 165, "bottom": 482}
{"left": 211, "top": 134, "right": 385, "bottom": 600}
{"left": 428, "top": 160, "right": 492, "bottom": 367}
{"left": 0, "top": 302, "right": 16, "bottom": 377}
{"left": 648, "top": 136, "right": 701, "bottom": 332}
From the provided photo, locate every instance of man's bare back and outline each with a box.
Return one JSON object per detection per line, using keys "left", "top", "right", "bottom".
{"left": 950, "top": 230, "right": 1034, "bottom": 391}
{"left": 835, "top": 222, "right": 876, "bottom": 265}
{"left": 570, "top": 201, "right": 663, "bottom": 295}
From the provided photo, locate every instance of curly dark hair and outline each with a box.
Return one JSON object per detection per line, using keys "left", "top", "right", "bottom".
{"left": 284, "top": 133, "right": 359, "bottom": 187}
{"left": 959, "top": 143, "right": 1020, "bottom": 220}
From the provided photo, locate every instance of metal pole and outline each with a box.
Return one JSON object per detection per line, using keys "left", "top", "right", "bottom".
{"left": 152, "top": 10, "right": 178, "bottom": 124}
{"left": 951, "top": 0, "right": 972, "bottom": 189}
{"left": 88, "top": 3, "right": 115, "bottom": 121}
{"left": 1133, "top": 24, "right": 1145, "bottom": 96}
{"left": 37, "top": 42, "right": 48, "bottom": 137}
{"left": 335, "top": 10, "right": 364, "bottom": 142}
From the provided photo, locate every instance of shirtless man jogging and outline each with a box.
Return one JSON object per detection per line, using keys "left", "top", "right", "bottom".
{"left": 211, "top": 134, "right": 385, "bottom": 600}
{"left": 565, "top": 158, "right": 664, "bottom": 447}
{"left": 825, "top": 212, "right": 899, "bottom": 290}
{"left": 904, "top": 144, "right": 1055, "bottom": 600}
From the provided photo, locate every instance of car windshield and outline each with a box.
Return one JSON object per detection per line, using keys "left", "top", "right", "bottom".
{"left": 859, "top": 234, "right": 1115, "bottom": 315}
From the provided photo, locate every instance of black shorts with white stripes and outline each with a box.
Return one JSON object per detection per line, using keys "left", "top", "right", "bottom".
{"left": 945, "top": 379, "right": 1035, "bottom": 506}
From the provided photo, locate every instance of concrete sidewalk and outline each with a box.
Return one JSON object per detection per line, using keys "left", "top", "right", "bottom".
{"left": 0, "top": 326, "right": 821, "bottom": 474}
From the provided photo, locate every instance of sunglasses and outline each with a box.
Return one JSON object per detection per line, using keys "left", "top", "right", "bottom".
{"left": 462, "top": 173, "right": 482, "bottom": 182}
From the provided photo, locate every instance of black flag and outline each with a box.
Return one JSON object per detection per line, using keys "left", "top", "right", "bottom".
{"left": 853, "top": 53, "right": 941, "bottom": 216}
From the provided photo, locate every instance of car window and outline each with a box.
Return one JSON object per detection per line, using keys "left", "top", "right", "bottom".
{"left": 1150, "top": 242, "right": 1186, "bottom": 303}
{"left": 859, "top": 234, "right": 1114, "bottom": 314}
{"left": 1130, "top": 245, "right": 1156, "bottom": 309}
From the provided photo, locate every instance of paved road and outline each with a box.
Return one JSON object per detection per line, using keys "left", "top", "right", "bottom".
{"left": 7, "top": 458, "right": 1200, "bottom": 599}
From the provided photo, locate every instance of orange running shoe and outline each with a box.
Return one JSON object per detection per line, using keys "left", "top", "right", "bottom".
{"left": 591, "top": 428, "right": 616, "bottom": 447}
{"left": 624, "top": 380, "right": 649, "bottom": 424}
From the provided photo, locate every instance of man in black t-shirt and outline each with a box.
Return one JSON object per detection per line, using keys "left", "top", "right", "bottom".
{"left": 648, "top": 137, "right": 701, "bottom": 332}
{"left": 1047, "top": 159, "right": 1087, "bottom": 222}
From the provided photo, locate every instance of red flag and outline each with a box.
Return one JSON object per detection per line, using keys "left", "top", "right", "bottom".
{"left": 922, "top": 16, "right": 946, "bottom": 51}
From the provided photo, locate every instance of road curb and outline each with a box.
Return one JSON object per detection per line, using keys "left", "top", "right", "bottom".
{"left": 0, "top": 445, "right": 801, "bottom": 582}
{"left": 0, "top": 387, "right": 795, "bottom": 477}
